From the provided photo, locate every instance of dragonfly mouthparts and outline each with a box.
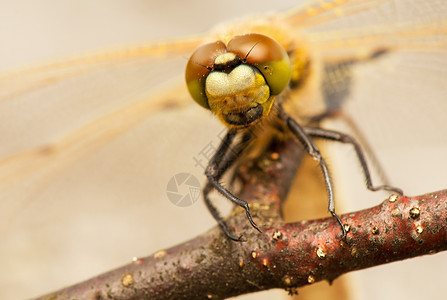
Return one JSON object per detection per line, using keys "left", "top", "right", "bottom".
{"left": 223, "top": 105, "right": 263, "bottom": 126}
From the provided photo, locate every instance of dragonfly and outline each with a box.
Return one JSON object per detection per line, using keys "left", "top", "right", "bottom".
{"left": 1, "top": 0, "right": 446, "bottom": 299}
{"left": 185, "top": 32, "right": 404, "bottom": 240}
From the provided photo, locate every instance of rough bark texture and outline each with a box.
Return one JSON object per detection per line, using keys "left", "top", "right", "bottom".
{"left": 37, "top": 137, "right": 447, "bottom": 299}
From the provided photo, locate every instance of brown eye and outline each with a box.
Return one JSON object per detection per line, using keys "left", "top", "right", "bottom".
{"left": 185, "top": 41, "right": 226, "bottom": 109}
{"left": 227, "top": 33, "right": 291, "bottom": 95}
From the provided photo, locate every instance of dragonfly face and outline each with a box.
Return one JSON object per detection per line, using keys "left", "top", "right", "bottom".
{"left": 185, "top": 33, "right": 291, "bottom": 128}
{"left": 1, "top": 0, "right": 447, "bottom": 299}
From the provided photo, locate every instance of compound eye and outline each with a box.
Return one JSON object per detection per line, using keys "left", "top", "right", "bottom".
{"left": 227, "top": 33, "right": 291, "bottom": 95}
{"left": 185, "top": 41, "right": 226, "bottom": 109}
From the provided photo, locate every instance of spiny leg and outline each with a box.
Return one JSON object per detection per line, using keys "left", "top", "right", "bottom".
{"left": 203, "top": 129, "right": 238, "bottom": 240}
{"left": 303, "top": 126, "right": 403, "bottom": 195}
{"left": 203, "top": 183, "right": 241, "bottom": 241}
{"left": 278, "top": 105, "right": 347, "bottom": 238}
{"left": 204, "top": 130, "right": 259, "bottom": 241}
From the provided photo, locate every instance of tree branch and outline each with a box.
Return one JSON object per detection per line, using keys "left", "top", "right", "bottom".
{"left": 37, "top": 137, "right": 447, "bottom": 300}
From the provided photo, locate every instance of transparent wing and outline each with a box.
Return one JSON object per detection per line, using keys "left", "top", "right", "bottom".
{"left": 0, "top": 37, "right": 210, "bottom": 227}
{"left": 285, "top": 1, "right": 447, "bottom": 300}
{"left": 0, "top": 2, "right": 303, "bottom": 299}
{"left": 0, "top": 6, "right": 216, "bottom": 300}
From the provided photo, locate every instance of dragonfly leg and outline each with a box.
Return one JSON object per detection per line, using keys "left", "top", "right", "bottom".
{"left": 303, "top": 126, "right": 403, "bottom": 195}
{"left": 204, "top": 130, "right": 258, "bottom": 241}
{"left": 278, "top": 105, "right": 347, "bottom": 239}
{"left": 203, "top": 182, "right": 242, "bottom": 241}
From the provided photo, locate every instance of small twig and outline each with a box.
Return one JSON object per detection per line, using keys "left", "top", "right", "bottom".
{"left": 36, "top": 137, "right": 447, "bottom": 299}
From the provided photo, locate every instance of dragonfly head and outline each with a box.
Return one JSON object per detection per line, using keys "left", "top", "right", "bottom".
{"left": 185, "top": 33, "right": 291, "bottom": 129}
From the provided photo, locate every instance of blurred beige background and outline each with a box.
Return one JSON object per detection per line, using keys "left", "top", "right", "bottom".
{"left": 1, "top": 1, "right": 446, "bottom": 299}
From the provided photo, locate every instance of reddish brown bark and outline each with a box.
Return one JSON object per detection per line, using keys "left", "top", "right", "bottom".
{"left": 37, "top": 138, "right": 447, "bottom": 300}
